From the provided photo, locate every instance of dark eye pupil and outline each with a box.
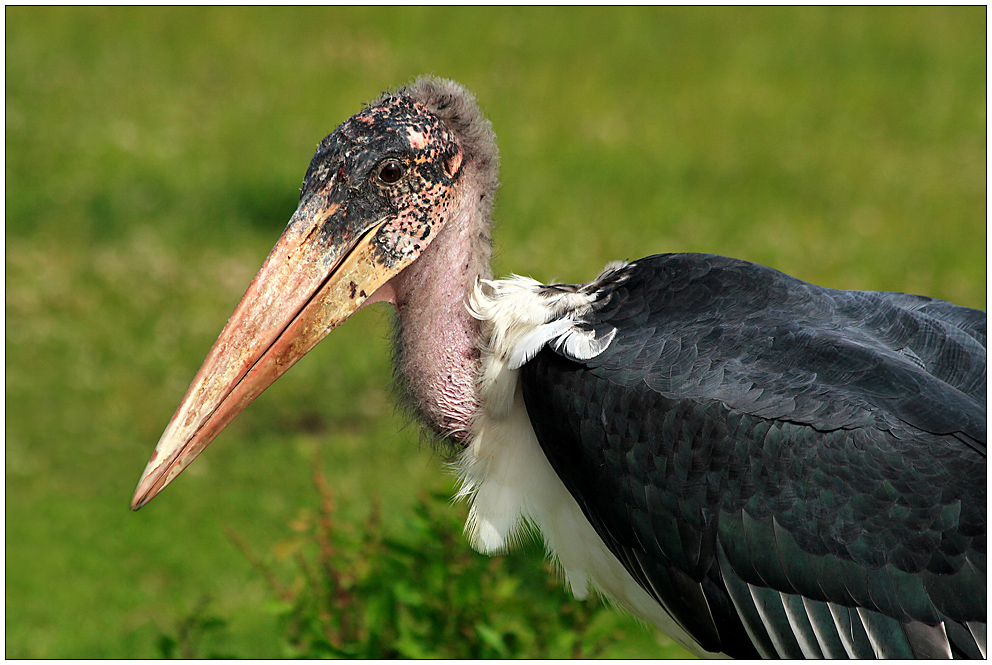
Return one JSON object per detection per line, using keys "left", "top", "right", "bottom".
{"left": 379, "top": 161, "right": 403, "bottom": 184}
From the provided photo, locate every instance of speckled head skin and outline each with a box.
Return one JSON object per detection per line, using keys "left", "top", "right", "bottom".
{"left": 300, "top": 93, "right": 462, "bottom": 270}
{"left": 132, "top": 77, "right": 499, "bottom": 509}
{"left": 291, "top": 77, "right": 497, "bottom": 276}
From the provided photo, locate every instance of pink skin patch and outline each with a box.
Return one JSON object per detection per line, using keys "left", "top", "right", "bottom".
{"left": 361, "top": 274, "right": 398, "bottom": 309}
{"left": 407, "top": 127, "right": 429, "bottom": 150}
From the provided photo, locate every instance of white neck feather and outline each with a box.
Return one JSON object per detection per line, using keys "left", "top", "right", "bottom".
{"left": 453, "top": 275, "right": 706, "bottom": 657}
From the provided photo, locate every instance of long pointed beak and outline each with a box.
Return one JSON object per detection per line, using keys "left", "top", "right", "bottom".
{"left": 131, "top": 200, "right": 398, "bottom": 510}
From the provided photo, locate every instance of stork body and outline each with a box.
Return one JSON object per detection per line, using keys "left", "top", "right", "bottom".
{"left": 132, "top": 78, "right": 986, "bottom": 658}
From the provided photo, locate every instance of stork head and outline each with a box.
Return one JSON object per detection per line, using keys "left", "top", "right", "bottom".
{"left": 131, "top": 77, "right": 497, "bottom": 509}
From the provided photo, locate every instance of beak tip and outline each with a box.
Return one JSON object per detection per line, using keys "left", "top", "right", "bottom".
{"left": 129, "top": 492, "right": 148, "bottom": 511}
{"left": 130, "top": 486, "right": 149, "bottom": 511}
{"left": 130, "top": 465, "right": 165, "bottom": 511}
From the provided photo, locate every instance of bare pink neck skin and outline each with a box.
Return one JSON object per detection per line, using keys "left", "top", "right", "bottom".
{"left": 365, "top": 188, "right": 492, "bottom": 444}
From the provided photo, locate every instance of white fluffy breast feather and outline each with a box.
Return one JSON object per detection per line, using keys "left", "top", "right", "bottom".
{"left": 454, "top": 272, "right": 709, "bottom": 657}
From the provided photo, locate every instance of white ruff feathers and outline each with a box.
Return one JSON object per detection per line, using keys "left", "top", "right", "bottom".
{"left": 454, "top": 270, "right": 707, "bottom": 657}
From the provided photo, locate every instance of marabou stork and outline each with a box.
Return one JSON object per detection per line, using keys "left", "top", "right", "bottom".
{"left": 132, "top": 77, "right": 986, "bottom": 659}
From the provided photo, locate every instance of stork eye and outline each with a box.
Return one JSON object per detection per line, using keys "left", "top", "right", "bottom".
{"left": 377, "top": 160, "right": 405, "bottom": 184}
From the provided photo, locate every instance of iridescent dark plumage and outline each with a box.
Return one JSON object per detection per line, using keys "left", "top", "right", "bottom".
{"left": 522, "top": 254, "right": 985, "bottom": 658}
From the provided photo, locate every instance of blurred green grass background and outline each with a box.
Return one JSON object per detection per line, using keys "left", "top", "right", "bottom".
{"left": 6, "top": 7, "right": 985, "bottom": 658}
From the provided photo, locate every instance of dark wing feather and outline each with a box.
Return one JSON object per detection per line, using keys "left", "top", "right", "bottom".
{"left": 520, "top": 253, "right": 986, "bottom": 658}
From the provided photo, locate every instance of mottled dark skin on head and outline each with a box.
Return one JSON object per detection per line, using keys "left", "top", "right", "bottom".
{"left": 296, "top": 95, "right": 463, "bottom": 270}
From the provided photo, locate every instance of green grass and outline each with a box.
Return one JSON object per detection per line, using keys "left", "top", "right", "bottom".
{"left": 6, "top": 7, "right": 985, "bottom": 658}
